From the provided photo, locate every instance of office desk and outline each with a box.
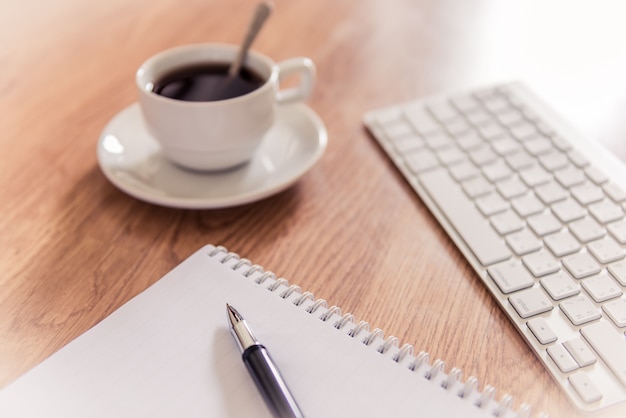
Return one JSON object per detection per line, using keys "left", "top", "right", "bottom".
{"left": 2, "top": 0, "right": 626, "bottom": 416}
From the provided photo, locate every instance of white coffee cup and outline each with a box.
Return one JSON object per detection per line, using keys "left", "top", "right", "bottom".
{"left": 136, "top": 43, "right": 315, "bottom": 171}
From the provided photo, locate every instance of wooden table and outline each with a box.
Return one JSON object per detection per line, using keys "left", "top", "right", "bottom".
{"left": 2, "top": 0, "right": 626, "bottom": 416}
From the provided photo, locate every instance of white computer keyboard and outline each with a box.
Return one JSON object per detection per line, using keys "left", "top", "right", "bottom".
{"left": 364, "top": 82, "right": 626, "bottom": 413}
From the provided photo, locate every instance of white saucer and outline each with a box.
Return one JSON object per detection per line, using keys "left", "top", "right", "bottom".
{"left": 97, "top": 103, "right": 327, "bottom": 209}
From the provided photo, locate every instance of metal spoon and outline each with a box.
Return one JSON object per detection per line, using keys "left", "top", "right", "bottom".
{"left": 228, "top": 2, "right": 273, "bottom": 78}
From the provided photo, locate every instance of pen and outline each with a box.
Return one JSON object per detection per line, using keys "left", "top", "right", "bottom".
{"left": 226, "top": 303, "right": 304, "bottom": 418}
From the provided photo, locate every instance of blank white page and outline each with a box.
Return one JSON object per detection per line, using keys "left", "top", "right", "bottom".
{"left": 0, "top": 245, "right": 519, "bottom": 417}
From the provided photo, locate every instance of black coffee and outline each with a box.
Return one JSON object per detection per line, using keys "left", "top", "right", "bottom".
{"left": 152, "top": 63, "right": 265, "bottom": 102}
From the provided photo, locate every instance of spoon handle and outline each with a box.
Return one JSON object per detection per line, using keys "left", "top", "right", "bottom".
{"left": 228, "top": 2, "right": 273, "bottom": 78}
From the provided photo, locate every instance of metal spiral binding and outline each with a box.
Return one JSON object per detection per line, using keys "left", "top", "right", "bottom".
{"left": 392, "top": 343, "right": 413, "bottom": 363}
{"left": 319, "top": 306, "right": 341, "bottom": 322}
{"left": 477, "top": 385, "right": 497, "bottom": 409}
{"left": 460, "top": 376, "right": 479, "bottom": 399}
{"left": 207, "top": 245, "right": 535, "bottom": 418}
{"left": 441, "top": 367, "right": 462, "bottom": 390}
{"left": 293, "top": 291, "right": 314, "bottom": 306}
{"left": 306, "top": 299, "right": 327, "bottom": 314}
{"left": 348, "top": 320, "right": 369, "bottom": 337}
{"left": 267, "top": 278, "right": 288, "bottom": 292}
{"left": 410, "top": 351, "right": 430, "bottom": 371}
{"left": 333, "top": 313, "right": 355, "bottom": 330}
{"left": 377, "top": 336, "right": 399, "bottom": 354}
{"left": 255, "top": 271, "right": 275, "bottom": 285}
{"left": 279, "top": 285, "right": 301, "bottom": 299}
{"left": 362, "top": 328, "right": 384, "bottom": 346}
{"left": 425, "top": 359, "right": 445, "bottom": 381}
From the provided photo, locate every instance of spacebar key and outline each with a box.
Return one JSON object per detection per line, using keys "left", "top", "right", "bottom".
{"left": 419, "top": 168, "right": 511, "bottom": 266}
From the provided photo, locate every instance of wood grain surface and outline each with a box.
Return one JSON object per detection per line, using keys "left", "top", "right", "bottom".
{"left": 2, "top": 0, "right": 626, "bottom": 417}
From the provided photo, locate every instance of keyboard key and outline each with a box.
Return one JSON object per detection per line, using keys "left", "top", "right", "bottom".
{"left": 552, "top": 198, "right": 586, "bottom": 223}
{"left": 589, "top": 199, "right": 624, "bottom": 224}
{"left": 491, "top": 136, "right": 520, "bottom": 155}
{"left": 581, "top": 273, "right": 622, "bottom": 302}
{"left": 456, "top": 131, "right": 484, "bottom": 151}
{"left": 475, "top": 193, "right": 509, "bottom": 216}
{"left": 608, "top": 219, "right": 626, "bottom": 244}
{"left": 544, "top": 231, "right": 581, "bottom": 257}
{"left": 560, "top": 295, "right": 602, "bottom": 325}
{"left": 569, "top": 373, "right": 603, "bottom": 403}
{"left": 564, "top": 338, "right": 596, "bottom": 367}
{"left": 382, "top": 120, "right": 413, "bottom": 138}
{"left": 505, "top": 229, "right": 542, "bottom": 256}
{"left": 443, "top": 118, "right": 472, "bottom": 136}
{"left": 608, "top": 261, "right": 626, "bottom": 286}
{"left": 539, "top": 151, "right": 568, "bottom": 172}
{"left": 587, "top": 237, "right": 626, "bottom": 264}
{"left": 523, "top": 250, "right": 560, "bottom": 277}
{"left": 509, "top": 287, "right": 553, "bottom": 318}
{"left": 419, "top": 168, "right": 512, "bottom": 266}
{"left": 449, "top": 161, "right": 480, "bottom": 182}
{"left": 519, "top": 165, "right": 551, "bottom": 187}
{"left": 488, "top": 259, "right": 534, "bottom": 294}
{"left": 535, "top": 181, "right": 568, "bottom": 205}
{"left": 603, "top": 299, "right": 626, "bottom": 327}
{"left": 490, "top": 210, "right": 524, "bottom": 235}
{"left": 497, "top": 109, "right": 525, "bottom": 128}
{"left": 474, "top": 86, "right": 500, "bottom": 101}
{"left": 477, "top": 121, "right": 506, "bottom": 141}
{"left": 389, "top": 133, "right": 425, "bottom": 154}
{"left": 568, "top": 217, "right": 605, "bottom": 243}
{"left": 604, "top": 182, "right": 626, "bottom": 202}
{"left": 404, "top": 149, "right": 439, "bottom": 173}
{"left": 541, "top": 271, "right": 580, "bottom": 300}
{"left": 563, "top": 252, "right": 601, "bottom": 279}
{"left": 547, "top": 344, "right": 579, "bottom": 372}
{"left": 462, "top": 175, "right": 494, "bottom": 198}
{"left": 427, "top": 100, "right": 460, "bottom": 122}
{"left": 585, "top": 166, "right": 608, "bottom": 185}
{"left": 450, "top": 94, "right": 480, "bottom": 113}
{"left": 485, "top": 93, "right": 511, "bottom": 109}
{"left": 482, "top": 160, "right": 512, "bottom": 182}
{"left": 511, "top": 193, "right": 545, "bottom": 218}
{"left": 505, "top": 150, "right": 535, "bottom": 170}
{"left": 519, "top": 106, "right": 539, "bottom": 123}
{"left": 524, "top": 136, "right": 553, "bottom": 156}
{"left": 424, "top": 131, "right": 454, "bottom": 149}
{"left": 527, "top": 212, "right": 562, "bottom": 236}
{"left": 527, "top": 317, "right": 557, "bottom": 344}
{"left": 581, "top": 321, "right": 626, "bottom": 387}
{"left": 571, "top": 183, "right": 604, "bottom": 206}
{"left": 550, "top": 134, "right": 572, "bottom": 152}
{"left": 436, "top": 146, "right": 466, "bottom": 166}
{"left": 403, "top": 106, "right": 441, "bottom": 135}
{"left": 465, "top": 109, "right": 492, "bottom": 126}
{"left": 555, "top": 166, "right": 586, "bottom": 188}
{"left": 495, "top": 176, "right": 528, "bottom": 199}
{"left": 510, "top": 122, "right": 537, "bottom": 140}
{"left": 469, "top": 144, "right": 498, "bottom": 165}
{"left": 568, "top": 150, "right": 590, "bottom": 168}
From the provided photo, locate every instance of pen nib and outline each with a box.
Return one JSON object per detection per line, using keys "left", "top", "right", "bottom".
{"left": 226, "top": 303, "right": 244, "bottom": 326}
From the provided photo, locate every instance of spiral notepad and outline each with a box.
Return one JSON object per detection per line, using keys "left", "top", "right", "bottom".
{"left": 0, "top": 245, "right": 534, "bottom": 417}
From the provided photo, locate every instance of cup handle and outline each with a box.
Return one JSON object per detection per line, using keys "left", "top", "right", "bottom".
{"left": 275, "top": 57, "right": 316, "bottom": 104}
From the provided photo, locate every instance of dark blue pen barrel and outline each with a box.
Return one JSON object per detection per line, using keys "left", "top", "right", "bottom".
{"left": 242, "top": 344, "right": 304, "bottom": 418}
